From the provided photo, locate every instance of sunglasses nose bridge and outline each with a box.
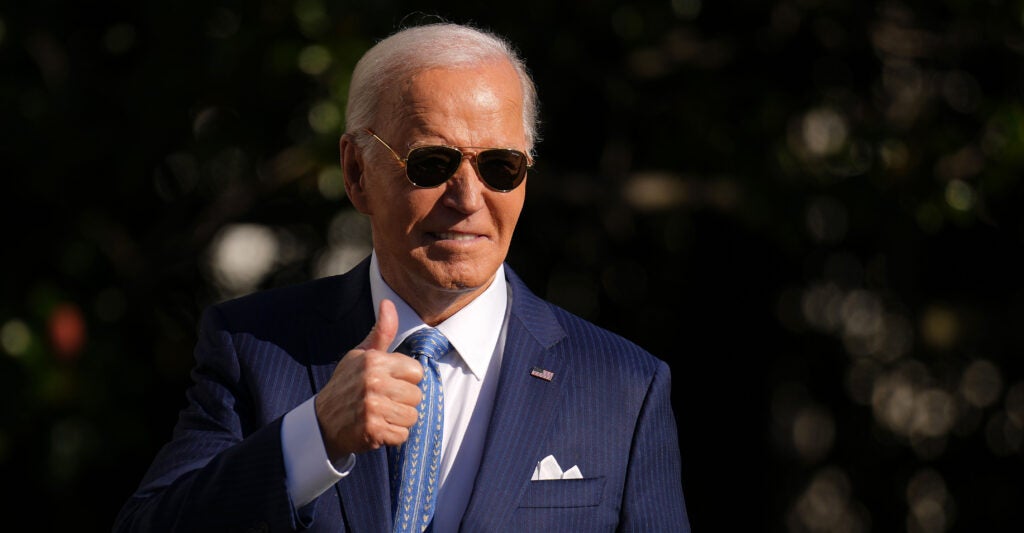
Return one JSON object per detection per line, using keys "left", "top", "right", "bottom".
{"left": 441, "top": 152, "right": 487, "bottom": 213}
{"left": 450, "top": 149, "right": 488, "bottom": 186}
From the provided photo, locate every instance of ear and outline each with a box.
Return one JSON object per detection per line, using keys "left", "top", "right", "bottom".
{"left": 340, "top": 133, "right": 371, "bottom": 214}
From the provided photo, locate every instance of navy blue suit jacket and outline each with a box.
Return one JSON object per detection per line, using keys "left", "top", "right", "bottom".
{"left": 114, "top": 258, "right": 690, "bottom": 532}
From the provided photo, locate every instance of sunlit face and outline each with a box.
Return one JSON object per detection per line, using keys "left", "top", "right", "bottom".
{"left": 345, "top": 60, "right": 528, "bottom": 316}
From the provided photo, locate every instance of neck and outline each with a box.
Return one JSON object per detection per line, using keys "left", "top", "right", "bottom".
{"left": 401, "top": 285, "right": 489, "bottom": 326}
{"left": 371, "top": 253, "right": 502, "bottom": 327}
{"left": 378, "top": 267, "right": 498, "bottom": 326}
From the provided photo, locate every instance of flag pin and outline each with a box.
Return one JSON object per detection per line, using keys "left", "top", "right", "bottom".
{"left": 530, "top": 367, "right": 554, "bottom": 381}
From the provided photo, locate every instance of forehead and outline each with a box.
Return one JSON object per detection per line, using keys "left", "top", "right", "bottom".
{"left": 379, "top": 60, "right": 526, "bottom": 147}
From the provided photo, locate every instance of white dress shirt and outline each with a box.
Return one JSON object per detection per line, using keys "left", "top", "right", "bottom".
{"left": 281, "top": 252, "right": 509, "bottom": 532}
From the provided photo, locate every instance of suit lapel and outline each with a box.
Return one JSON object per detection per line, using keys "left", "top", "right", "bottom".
{"left": 306, "top": 258, "right": 392, "bottom": 533}
{"left": 460, "top": 266, "right": 567, "bottom": 530}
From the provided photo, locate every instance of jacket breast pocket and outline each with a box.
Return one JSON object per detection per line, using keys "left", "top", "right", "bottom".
{"left": 518, "top": 477, "right": 606, "bottom": 508}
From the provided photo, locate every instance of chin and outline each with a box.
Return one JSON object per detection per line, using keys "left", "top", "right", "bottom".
{"left": 428, "top": 263, "right": 495, "bottom": 293}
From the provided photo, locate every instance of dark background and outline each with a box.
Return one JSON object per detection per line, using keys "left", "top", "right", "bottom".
{"left": 2, "top": 0, "right": 1023, "bottom": 531}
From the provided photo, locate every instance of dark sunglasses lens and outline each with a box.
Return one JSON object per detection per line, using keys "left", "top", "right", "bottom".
{"left": 477, "top": 150, "right": 527, "bottom": 191}
{"left": 406, "top": 146, "right": 462, "bottom": 187}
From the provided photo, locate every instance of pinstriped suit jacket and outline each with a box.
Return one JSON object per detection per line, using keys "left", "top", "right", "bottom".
{"left": 114, "top": 257, "right": 690, "bottom": 532}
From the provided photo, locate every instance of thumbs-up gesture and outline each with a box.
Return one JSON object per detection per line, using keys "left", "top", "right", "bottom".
{"left": 315, "top": 299, "right": 425, "bottom": 461}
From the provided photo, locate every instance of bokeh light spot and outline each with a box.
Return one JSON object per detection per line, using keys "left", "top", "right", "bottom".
{"left": 308, "top": 100, "right": 341, "bottom": 133}
{"left": 840, "top": 290, "right": 883, "bottom": 342}
{"left": 1, "top": 319, "right": 32, "bottom": 357}
{"left": 920, "top": 305, "right": 959, "bottom": 351}
{"left": 873, "top": 371, "right": 916, "bottom": 434}
{"left": 867, "top": 360, "right": 962, "bottom": 442}
{"left": 298, "top": 44, "right": 331, "bottom": 75}
{"left": 314, "top": 210, "right": 372, "bottom": 279}
{"left": 906, "top": 468, "right": 952, "bottom": 533}
{"left": 912, "top": 388, "right": 956, "bottom": 438}
{"left": 802, "top": 108, "right": 848, "bottom": 157}
{"left": 623, "top": 172, "right": 689, "bottom": 211}
{"left": 793, "top": 405, "right": 836, "bottom": 463}
{"left": 317, "top": 167, "right": 345, "bottom": 200}
{"left": 960, "top": 359, "right": 1003, "bottom": 408}
{"left": 880, "top": 139, "right": 910, "bottom": 173}
{"left": 48, "top": 303, "right": 87, "bottom": 361}
{"left": 208, "top": 223, "right": 280, "bottom": 298}
{"left": 788, "top": 467, "right": 869, "bottom": 533}
{"left": 294, "top": 0, "right": 328, "bottom": 36}
{"left": 801, "top": 282, "right": 844, "bottom": 332}
{"left": 936, "top": 146, "right": 984, "bottom": 182}
{"left": 944, "top": 179, "right": 975, "bottom": 212}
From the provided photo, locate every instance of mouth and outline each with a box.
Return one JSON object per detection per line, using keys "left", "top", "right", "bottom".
{"left": 430, "top": 232, "right": 484, "bottom": 242}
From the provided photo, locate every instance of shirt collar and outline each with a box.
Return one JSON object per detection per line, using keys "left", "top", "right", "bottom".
{"left": 369, "top": 251, "right": 507, "bottom": 380}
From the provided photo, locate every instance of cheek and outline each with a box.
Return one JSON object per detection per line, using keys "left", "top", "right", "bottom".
{"left": 495, "top": 195, "right": 525, "bottom": 235}
{"left": 367, "top": 172, "right": 430, "bottom": 218}
{"left": 379, "top": 191, "right": 446, "bottom": 240}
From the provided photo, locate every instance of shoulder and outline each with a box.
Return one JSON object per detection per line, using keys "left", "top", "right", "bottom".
{"left": 207, "top": 258, "right": 370, "bottom": 331}
{"left": 550, "top": 302, "right": 665, "bottom": 377}
{"left": 505, "top": 265, "right": 666, "bottom": 380}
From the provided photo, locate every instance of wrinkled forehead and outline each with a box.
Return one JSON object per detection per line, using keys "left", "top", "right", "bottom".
{"left": 377, "top": 60, "right": 524, "bottom": 129}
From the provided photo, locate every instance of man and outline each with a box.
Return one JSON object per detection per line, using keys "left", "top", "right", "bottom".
{"left": 115, "top": 22, "right": 690, "bottom": 532}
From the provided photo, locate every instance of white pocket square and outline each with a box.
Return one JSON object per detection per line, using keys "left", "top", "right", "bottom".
{"left": 531, "top": 454, "right": 583, "bottom": 480}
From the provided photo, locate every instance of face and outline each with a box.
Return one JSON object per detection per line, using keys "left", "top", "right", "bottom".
{"left": 343, "top": 59, "right": 528, "bottom": 319}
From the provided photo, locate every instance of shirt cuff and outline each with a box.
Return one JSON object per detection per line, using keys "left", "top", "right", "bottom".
{"left": 282, "top": 395, "right": 356, "bottom": 508}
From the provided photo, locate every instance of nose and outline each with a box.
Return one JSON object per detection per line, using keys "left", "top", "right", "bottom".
{"left": 441, "top": 156, "right": 486, "bottom": 214}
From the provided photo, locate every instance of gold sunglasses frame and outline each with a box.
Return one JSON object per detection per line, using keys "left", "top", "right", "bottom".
{"left": 363, "top": 128, "right": 532, "bottom": 192}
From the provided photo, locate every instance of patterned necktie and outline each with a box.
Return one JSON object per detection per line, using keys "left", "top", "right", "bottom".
{"left": 390, "top": 327, "right": 449, "bottom": 533}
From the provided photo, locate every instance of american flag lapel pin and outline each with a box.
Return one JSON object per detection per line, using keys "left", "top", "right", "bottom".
{"left": 530, "top": 367, "right": 554, "bottom": 382}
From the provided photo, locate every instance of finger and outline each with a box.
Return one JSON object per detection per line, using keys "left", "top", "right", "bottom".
{"left": 388, "top": 379, "right": 423, "bottom": 408}
{"left": 384, "top": 401, "right": 420, "bottom": 428}
{"left": 390, "top": 355, "right": 425, "bottom": 385}
{"left": 356, "top": 298, "right": 398, "bottom": 352}
{"left": 381, "top": 425, "right": 410, "bottom": 448}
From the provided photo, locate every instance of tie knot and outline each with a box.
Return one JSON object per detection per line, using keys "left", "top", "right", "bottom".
{"left": 401, "top": 327, "right": 450, "bottom": 360}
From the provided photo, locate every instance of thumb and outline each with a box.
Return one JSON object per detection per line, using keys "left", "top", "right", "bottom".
{"left": 357, "top": 298, "right": 398, "bottom": 352}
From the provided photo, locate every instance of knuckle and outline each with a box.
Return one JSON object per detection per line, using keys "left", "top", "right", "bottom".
{"left": 364, "top": 417, "right": 384, "bottom": 437}
{"left": 363, "top": 396, "right": 379, "bottom": 414}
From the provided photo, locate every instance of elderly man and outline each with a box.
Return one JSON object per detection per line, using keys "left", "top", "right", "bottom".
{"left": 115, "top": 23, "right": 690, "bottom": 532}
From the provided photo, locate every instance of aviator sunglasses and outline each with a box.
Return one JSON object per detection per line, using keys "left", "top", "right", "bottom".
{"left": 364, "top": 129, "right": 532, "bottom": 192}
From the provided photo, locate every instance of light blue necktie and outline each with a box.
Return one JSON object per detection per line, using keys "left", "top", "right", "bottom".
{"left": 390, "top": 327, "right": 449, "bottom": 533}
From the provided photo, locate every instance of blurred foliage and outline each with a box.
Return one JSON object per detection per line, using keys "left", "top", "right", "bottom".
{"left": 2, "top": 0, "right": 1023, "bottom": 531}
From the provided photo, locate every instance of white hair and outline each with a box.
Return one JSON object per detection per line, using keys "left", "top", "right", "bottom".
{"left": 344, "top": 23, "right": 540, "bottom": 151}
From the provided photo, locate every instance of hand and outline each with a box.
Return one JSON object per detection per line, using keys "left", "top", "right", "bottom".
{"left": 314, "top": 299, "right": 425, "bottom": 461}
